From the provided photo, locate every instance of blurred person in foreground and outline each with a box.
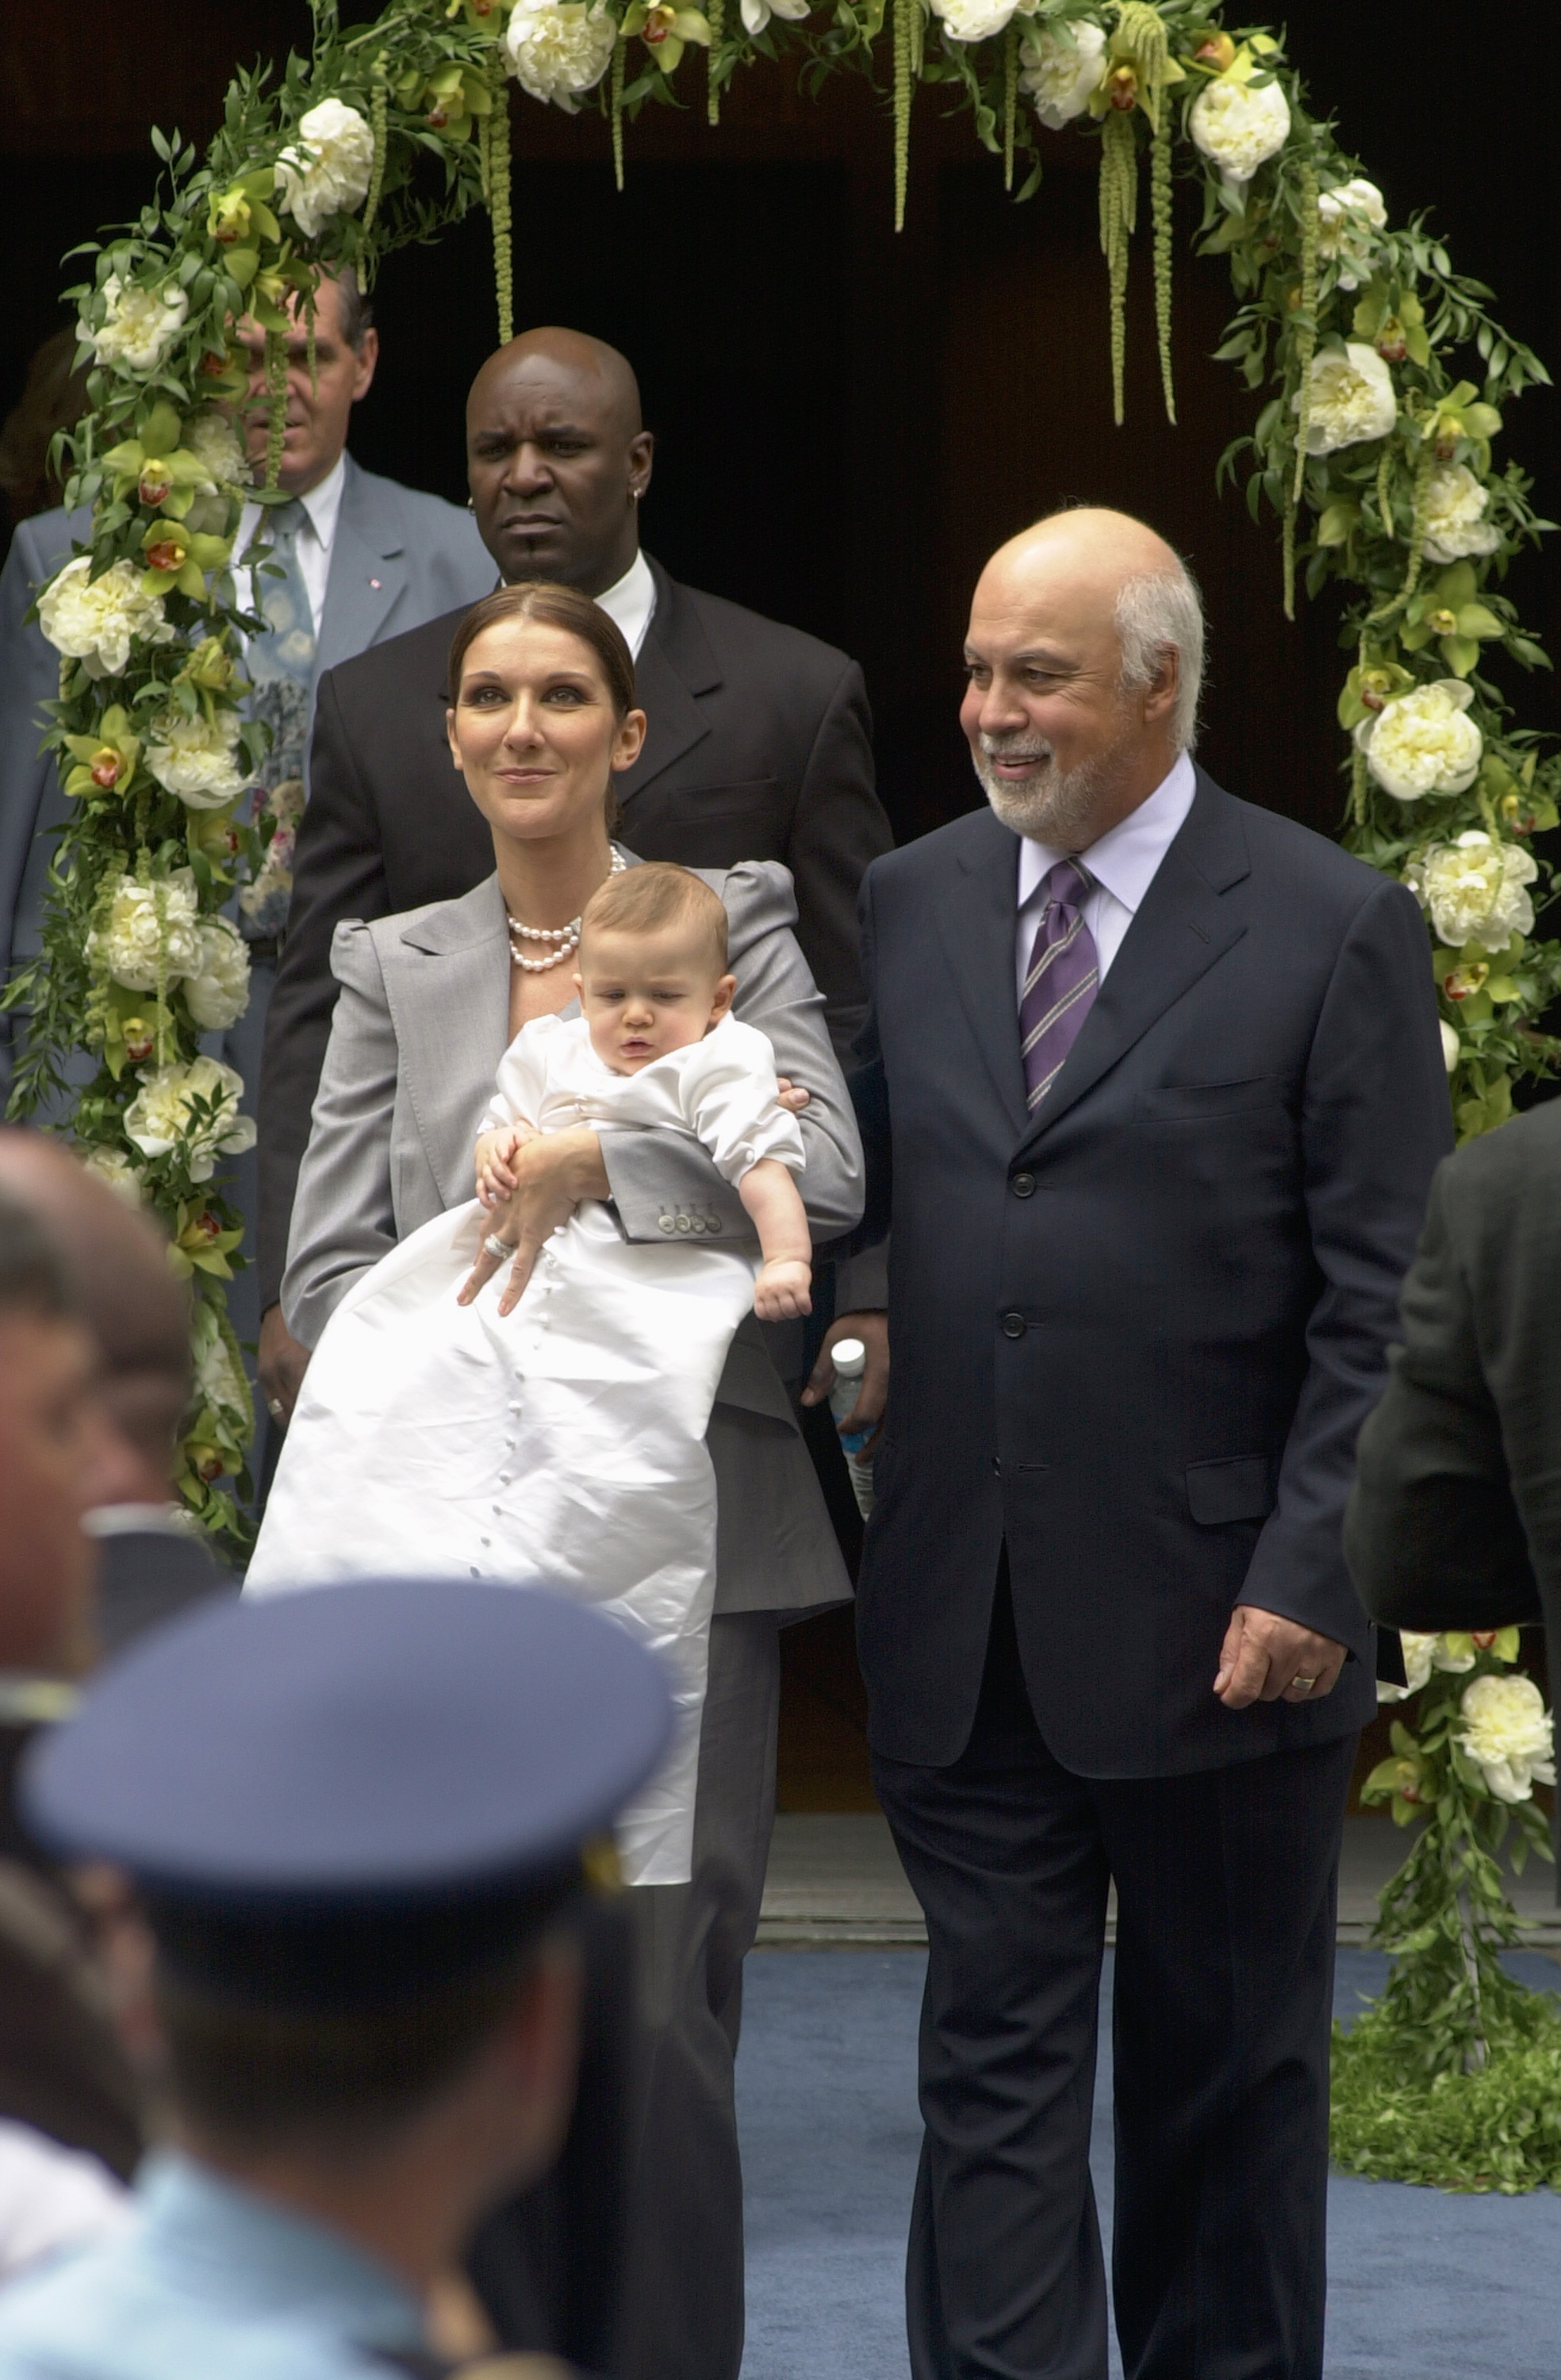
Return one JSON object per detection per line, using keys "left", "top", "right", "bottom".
{"left": 0, "top": 1129, "right": 230, "bottom": 1653}
{"left": 0, "top": 1577, "right": 670, "bottom": 2380}
{"left": 0, "top": 1189, "right": 140, "bottom": 2278}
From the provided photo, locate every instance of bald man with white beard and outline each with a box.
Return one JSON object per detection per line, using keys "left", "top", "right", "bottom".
{"left": 815, "top": 511, "right": 1452, "bottom": 2380}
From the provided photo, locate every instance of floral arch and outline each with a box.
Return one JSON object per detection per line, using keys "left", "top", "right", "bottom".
{"left": 6, "top": 0, "right": 1558, "bottom": 2158}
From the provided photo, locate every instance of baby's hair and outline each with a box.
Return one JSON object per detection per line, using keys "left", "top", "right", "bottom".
{"left": 580, "top": 863, "right": 729, "bottom": 971}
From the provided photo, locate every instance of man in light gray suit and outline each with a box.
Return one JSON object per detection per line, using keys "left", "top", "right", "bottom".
{"left": 0, "top": 271, "right": 493, "bottom": 1369}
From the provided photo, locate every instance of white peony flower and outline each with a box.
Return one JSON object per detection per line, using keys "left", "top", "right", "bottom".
{"left": 182, "top": 917, "right": 252, "bottom": 1031}
{"left": 76, "top": 1145, "right": 144, "bottom": 1207}
{"left": 739, "top": 0, "right": 810, "bottom": 29}
{"left": 1421, "top": 463, "right": 1502, "bottom": 566}
{"left": 87, "top": 869, "right": 201, "bottom": 993}
{"left": 194, "top": 1322, "right": 250, "bottom": 1421}
{"left": 1294, "top": 342, "right": 1397, "bottom": 455}
{"left": 1360, "top": 679, "right": 1482, "bottom": 804}
{"left": 1018, "top": 19, "right": 1106, "bottom": 128}
{"left": 1188, "top": 73, "right": 1291, "bottom": 188}
{"left": 124, "top": 1056, "right": 256, "bottom": 1182}
{"left": 1440, "top": 1019, "right": 1460, "bottom": 1074}
{"left": 931, "top": 0, "right": 1020, "bottom": 42}
{"left": 183, "top": 409, "right": 251, "bottom": 492}
{"left": 1408, "top": 830, "right": 1536, "bottom": 954}
{"left": 1316, "top": 176, "right": 1386, "bottom": 291}
{"left": 1456, "top": 1672, "right": 1555, "bottom": 1804}
{"left": 274, "top": 98, "right": 376, "bottom": 240}
{"left": 36, "top": 557, "right": 175, "bottom": 680}
{"left": 1378, "top": 1628, "right": 1440, "bottom": 1702}
{"left": 502, "top": 0, "right": 617, "bottom": 112}
{"left": 144, "top": 706, "right": 249, "bottom": 811}
{"left": 80, "top": 273, "right": 189, "bottom": 375}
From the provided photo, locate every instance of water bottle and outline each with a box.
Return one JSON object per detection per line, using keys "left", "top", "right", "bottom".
{"left": 827, "top": 1336, "right": 877, "bottom": 1521}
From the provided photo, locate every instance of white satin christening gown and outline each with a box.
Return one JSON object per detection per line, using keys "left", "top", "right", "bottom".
{"left": 246, "top": 1011, "right": 805, "bottom": 1884}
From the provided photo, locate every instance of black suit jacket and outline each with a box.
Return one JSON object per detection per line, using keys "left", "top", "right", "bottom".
{"left": 1345, "top": 1102, "right": 1561, "bottom": 1640}
{"left": 257, "top": 556, "right": 890, "bottom": 1305}
{"left": 850, "top": 772, "right": 1453, "bottom": 1775}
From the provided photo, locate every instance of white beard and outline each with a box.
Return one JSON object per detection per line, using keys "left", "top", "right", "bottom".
{"left": 974, "top": 727, "right": 1131, "bottom": 849}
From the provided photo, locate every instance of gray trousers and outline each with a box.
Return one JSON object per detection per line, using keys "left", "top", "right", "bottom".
{"left": 619, "top": 1608, "right": 781, "bottom": 2380}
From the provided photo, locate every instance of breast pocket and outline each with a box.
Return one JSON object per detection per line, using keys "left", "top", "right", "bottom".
{"left": 1136, "top": 1077, "right": 1290, "bottom": 1124}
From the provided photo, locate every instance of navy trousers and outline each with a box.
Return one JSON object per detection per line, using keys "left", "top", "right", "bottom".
{"left": 873, "top": 1561, "right": 1354, "bottom": 2380}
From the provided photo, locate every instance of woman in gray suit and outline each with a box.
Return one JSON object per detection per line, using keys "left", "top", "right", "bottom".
{"left": 279, "top": 579, "right": 865, "bottom": 2380}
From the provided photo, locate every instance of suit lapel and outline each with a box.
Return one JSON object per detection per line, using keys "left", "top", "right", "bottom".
{"left": 1015, "top": 774, "right": 1251, "bottom": 1156}
{"left": 935, "top": 811, "right": 1030, "bottom": 1142}
{"left": 614, "top": 560, "right": 719, "bottom": 812}
{"left": 313, "top": 458, "right": 411, "bottom": 681}
{"left": 383, "top": 877, "right": 512, "bottom": 1211}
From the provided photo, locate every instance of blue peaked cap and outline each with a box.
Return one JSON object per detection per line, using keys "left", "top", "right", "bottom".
{"left": 23, "top": 1577, "right": 673, "bottom": 1907}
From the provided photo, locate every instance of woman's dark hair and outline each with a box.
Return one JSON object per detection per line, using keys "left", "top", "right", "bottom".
{"left": 447, "top": 582, "right": 636, "bottom": 722}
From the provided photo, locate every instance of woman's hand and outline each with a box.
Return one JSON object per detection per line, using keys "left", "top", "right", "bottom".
{"left": 775, "top": 1077, "right": 811, "bottom": 1115}
{"left": 457, "top": 1129, "right": 609, "bottom": 1315}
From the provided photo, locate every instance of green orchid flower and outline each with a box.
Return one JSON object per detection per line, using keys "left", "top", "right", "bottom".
{"left": 1400, "top": 561, "right": 1505, "bottom": 678}
{"left": 446, "top": 0, "right": 510, "bottom": 26}
{"left": 395, "top": 62, "right": 493, "bottom": 140}
{"left": 1418, "top": 379, "right": 1503, "bottom": 470}
{"left": 1481, "top": 749, "right": 1560, "bottom": 837}
{"left": 59, "top": 704, "right": 142, "bottom": 801}
{"left": 1336, "top": 654, "right": 1413, "bottom": 732}
{"left": 100, "top": 400, "right": 214, "bottom": 519}
{"left": 1352, "top": 279, "right": 1430, "bottom": 368}
{"left": 140, "top": 519, "right": 235, "bottom": 600}
{"left": 1084, "top": 13, "right": 1186, "bottom": 131}
{"left": 622, "top": 1, "right": 712, "bottom": 78}
{"left": 170, "top": 1200, "right": 247, "bottom": 1281}
{"left": 206, "top": 170, "right": 281, "bottom": 287}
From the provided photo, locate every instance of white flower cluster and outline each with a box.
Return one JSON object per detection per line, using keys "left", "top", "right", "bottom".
{"left": 1456, "top": 1672, "right": 1555, "bottom": 1804}
{"left": 1294, "top": 343, "right": 1397, "bottom": 455}
{"left": 1357, "top": 678, "right": 1482, "bottom": 803}
{"left": 931, "top": 0, "right": 1019, "bottom": 42}
{"left": 124, "top": 1056, "right": 256, "bottom": 1182}
{"left": 144, "top": 707, "right": 249, "bottom": 810}
{"left": 1188, "top": 74, "right": 1291, "bottom": 188}
{"left": 194, "top": 1320, "right": 251, "bottom": 1420}
{"left": 79, "top": 274, "right": 189, "bottom": 375}
{"left": 1378, "top": 1629, "right": 1475, "bottom": 1702}
{"left": 275, "top": 99, "right": 376, "bottom": 240}
{"left": 86, "top": 871, "right": 251, "bottom": 1027}
{"left": 1421, "top": 463, "right": 1502, "bottom": 566}
{"left": 1018, "top": 21, "right": 1106, "bottom": 128}
{"left": 36, "top": 558, "right": 175, "bottom": 680}
{"left": 1316, "top": 177, "right": 1386, "bottom": 291}
{"left": 1406, "top": 830, "right": 1536, "bottom": 954}
{"left": 183, "top": 409, "right": 251, "bottom": 493}
{"left": 502, "top": 0, "right": 617, "bottom": 111}
{"left": 77, "top": 1145, "right": 144, "bottom": 1207}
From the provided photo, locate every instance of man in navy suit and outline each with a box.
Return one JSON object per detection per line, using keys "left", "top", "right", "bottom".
{"left": 814, "top": 509, "right": 1452, "bottom": 2379}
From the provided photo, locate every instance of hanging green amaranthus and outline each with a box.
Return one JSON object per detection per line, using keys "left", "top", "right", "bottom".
{"left": 1099, "top": 109, "right": 1137, "bottom": 424}
{"left": 611, "top": 36, "right": 627, "bottom": 191}
{"left": 1282, "top": 160, "right": 1318, "bottom": 619}
{"left": 486, "top": 56, "right": 514, "bottom": 344}
{"left": 263, "top": 328, "right": 288, "bottom": 487}
{"left": 707, "top": 0, "right": 724, "bottom": 126}
{"left": 362, "top": 58, "right": 389, "bottom": 236}
{"left": 892, "top": 0, "right": 915, "bottom": 232}
{"left": 1091, "top": 2, "right": 1182, "bottom": 424}
{"left": 1002, "top": 23, "right": 1018, "bottom": 194}
{"left": 1151, "top": 118, "right": 1175, "bottom": 422}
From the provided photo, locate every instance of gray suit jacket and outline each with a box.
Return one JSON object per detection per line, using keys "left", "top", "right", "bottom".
{"left": 0, "top": 458, "right": 492, "bottom": 1086}
{"left": 282, "top": 858, "right": 861, "bottom": 1616}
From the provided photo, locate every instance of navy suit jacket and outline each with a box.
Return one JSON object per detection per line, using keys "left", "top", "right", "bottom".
{"left": 851, "top": 771, "right": 1453, "bottom": 1775}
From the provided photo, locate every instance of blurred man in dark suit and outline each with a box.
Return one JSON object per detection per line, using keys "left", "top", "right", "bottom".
{"left": 822, "top": 509, "right": 1452, "bottom": 2380}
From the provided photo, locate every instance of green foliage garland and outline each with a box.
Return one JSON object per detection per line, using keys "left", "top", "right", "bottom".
{"left": 7, "top": 3, "right": 1559, "bottom": 2169}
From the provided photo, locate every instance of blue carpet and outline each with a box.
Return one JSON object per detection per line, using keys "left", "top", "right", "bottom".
{"left": 735, "top": 1948, "right": 1561, "bottom": 2380}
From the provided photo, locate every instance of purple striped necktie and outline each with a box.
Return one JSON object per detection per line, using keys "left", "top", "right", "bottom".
{"left": 1020, "top": 859, "right": 1099, "bottom": 1112}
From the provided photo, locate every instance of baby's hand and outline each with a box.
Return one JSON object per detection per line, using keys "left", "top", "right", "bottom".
{"left": 475, "top": 1125, "right": 527, "bottom": 1207}
{"left": 754, "top": 1257, "right": 812, "bottom": 1322}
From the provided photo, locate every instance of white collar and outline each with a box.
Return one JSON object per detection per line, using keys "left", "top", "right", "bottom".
{"left": 593, "top": 549, "right": 658, "bottom": 661}
{"left": 291, "top": 450, "right": 347, "bottom": 549}
{"left": 1017, "top": 750, "right": 1198, "bottom": 913}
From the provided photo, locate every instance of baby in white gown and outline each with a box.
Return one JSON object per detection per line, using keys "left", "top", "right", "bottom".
{"left": 247, "top": 866, "right": 808, "bottom": 1885}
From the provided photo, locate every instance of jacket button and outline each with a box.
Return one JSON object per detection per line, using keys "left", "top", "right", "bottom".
{"left": 676, "top": 1215, "right": 692, "bottom": 1233}
{"left": 707, "top": 1213, "right": 722, "bottom": 1235}
{"left": 1001, "top": 1311, "right": 1026, "bottom": 1339}
{"left": 1011, "top": 1171, "right": 1036, "bottom": 1198}
{"left": 658, "top": 1214, "right": 676, "bottom": 1234}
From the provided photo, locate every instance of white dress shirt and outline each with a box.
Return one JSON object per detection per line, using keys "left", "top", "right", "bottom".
{"left": 234, "top": 451, "right": 347, "bottom": 640}
{"left": 593, "top": 547, "right": 658, "bottom": 661}
{"left": 1014, "top": 750, "right": 1197, "bottom": 1002}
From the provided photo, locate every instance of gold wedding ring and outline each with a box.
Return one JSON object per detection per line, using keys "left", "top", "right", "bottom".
{"left": 1292, "top": 1674, "right": 1317, "bottom": 1695}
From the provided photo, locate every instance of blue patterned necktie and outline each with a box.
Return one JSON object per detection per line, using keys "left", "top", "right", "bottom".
{"left": 1019, "top": 859, "right": 1099, "bottom": 1111}
{"left": 241, "top": 500, "right": 316, "bottom": 940}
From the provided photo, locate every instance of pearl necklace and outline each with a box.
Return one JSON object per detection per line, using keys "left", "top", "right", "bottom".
{"left": 507, "top": 849, "right": 626, "bottom": 973}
